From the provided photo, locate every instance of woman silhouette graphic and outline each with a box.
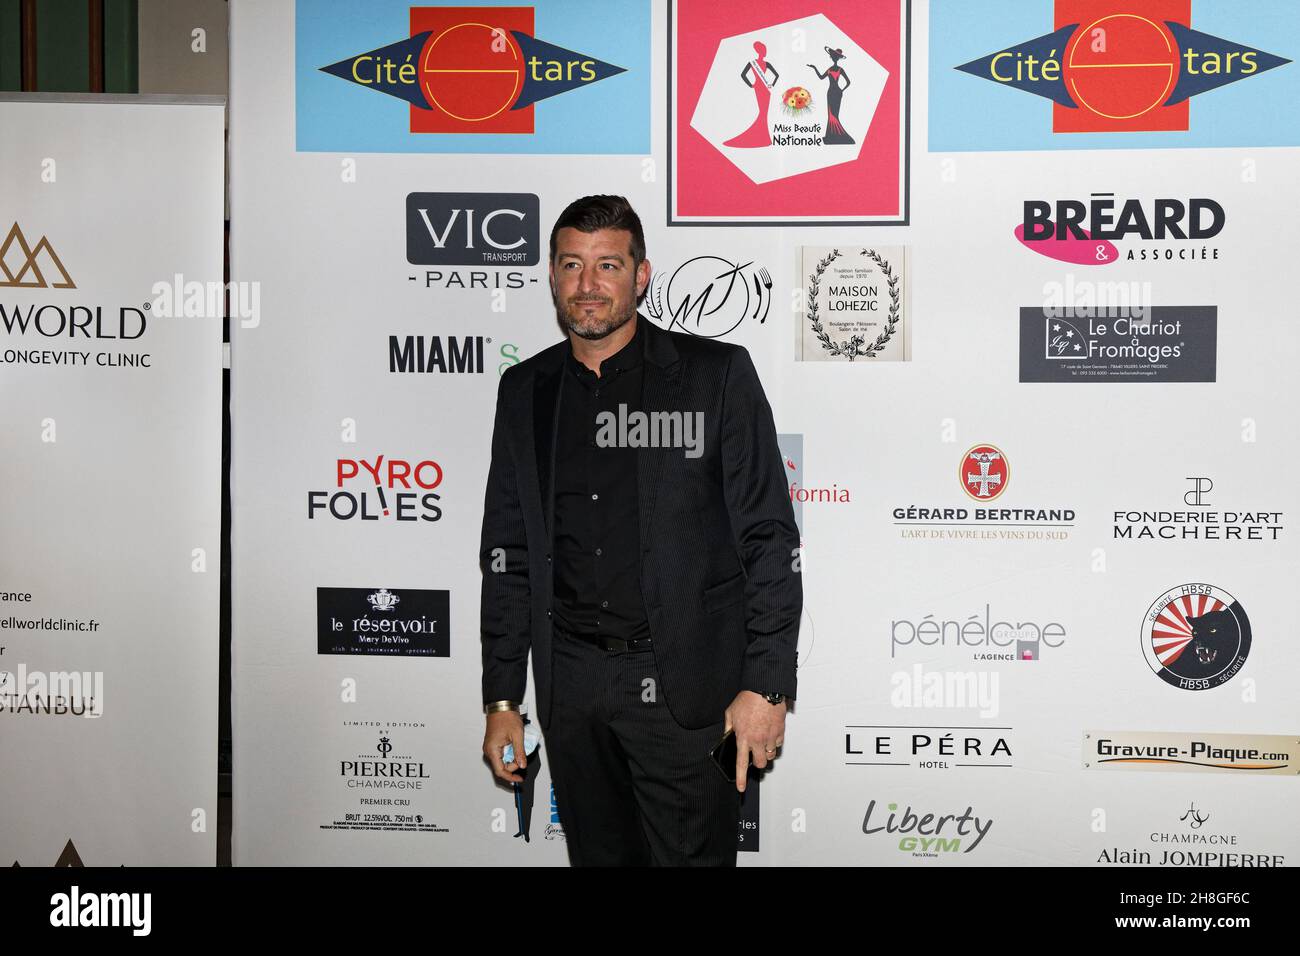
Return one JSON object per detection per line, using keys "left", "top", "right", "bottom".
{"left": 808, "top": 46, "right": 854, "bottom": 145}
{"left": 723, "top": 40, "right": 779, "bottom": 148}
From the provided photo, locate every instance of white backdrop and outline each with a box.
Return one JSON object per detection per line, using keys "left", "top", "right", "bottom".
{"left": 0, "top": 95, "right": 224, "bottom": 866}
{"left": 229, "top": 1, "right": 1299, "bottom": 865}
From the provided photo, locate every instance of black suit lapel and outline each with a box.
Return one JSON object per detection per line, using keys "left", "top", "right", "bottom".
{"left": 637, "top": 320, "right": 683, "bottom": 555}
{"left": 532, "top": 358, "right": 563, "bottom": 543}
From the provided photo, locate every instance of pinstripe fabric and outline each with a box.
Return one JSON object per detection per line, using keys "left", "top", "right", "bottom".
{"left": 480, "top": 314, "right": 802, "bottom": 730}
{"left": 546, "top": 628, "right": 739, "bottom": 866}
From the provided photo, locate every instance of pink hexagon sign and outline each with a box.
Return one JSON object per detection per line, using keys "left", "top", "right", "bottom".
{"left": 670, "top": 1, "right": 909, "bottom": 225}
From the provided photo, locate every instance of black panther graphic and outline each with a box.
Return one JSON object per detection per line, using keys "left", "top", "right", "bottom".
{"left": 1165, "top": 606, "right": 1238, "bottom": 680}
{"left": 1147, "top": 589, "right": 1251, "bottom": 690}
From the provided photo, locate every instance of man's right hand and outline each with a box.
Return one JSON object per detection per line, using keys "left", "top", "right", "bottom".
{"left": 483, "top": 710, "right": 526, "bottom": 784}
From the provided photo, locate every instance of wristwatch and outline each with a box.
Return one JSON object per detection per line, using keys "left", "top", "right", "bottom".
{"left": 763, "top": 692, "right": 785, "bottom": 705}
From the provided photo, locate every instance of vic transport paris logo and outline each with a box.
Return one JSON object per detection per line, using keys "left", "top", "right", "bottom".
{"left": 1143, "top": 584, "right": 1250, "bottom": 691}
{"left": 955, "top": 0, "right": 1290, "bottom": 134}
{"left": 319, "top": 6, "right": 627, "bottom": 135}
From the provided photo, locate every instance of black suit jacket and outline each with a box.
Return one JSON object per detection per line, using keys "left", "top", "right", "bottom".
{"left": 479, "top": 315, "right": 802, "bottom": 730}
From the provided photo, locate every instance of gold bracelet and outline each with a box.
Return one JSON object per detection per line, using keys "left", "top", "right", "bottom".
{"left": 483, "top": 700, "right": 520, "bottom": 715}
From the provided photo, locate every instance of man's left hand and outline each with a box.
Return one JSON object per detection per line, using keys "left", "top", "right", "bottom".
{"left": 724, "top": 690, "right": 786, "bottom": 793}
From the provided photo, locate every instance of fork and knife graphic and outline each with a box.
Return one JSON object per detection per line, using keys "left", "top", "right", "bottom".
{"left": 752, "top": 266, "right": 773, "bottom": 321}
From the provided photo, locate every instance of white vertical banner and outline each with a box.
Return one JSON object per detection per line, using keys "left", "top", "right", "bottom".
{"left": 0, "top": 95, "right": 225, "bottom": 866}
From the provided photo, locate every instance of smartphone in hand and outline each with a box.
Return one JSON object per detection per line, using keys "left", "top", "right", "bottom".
{"left": 708, "top": 728, "right": 753, "bottom": 782}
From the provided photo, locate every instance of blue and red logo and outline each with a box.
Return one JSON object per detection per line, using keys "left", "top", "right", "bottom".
{"left": 320, "top": 6, "right": 627, "bottom": 135}
{"left": 955, "top": 0, "right": 1290, "bottom": 134}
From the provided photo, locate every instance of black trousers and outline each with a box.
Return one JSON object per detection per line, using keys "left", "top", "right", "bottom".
{"left": 544, "top": 627, "right": 740, "bottom": 866}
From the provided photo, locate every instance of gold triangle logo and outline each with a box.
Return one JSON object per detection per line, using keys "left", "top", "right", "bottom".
{"left": 54, "top": 838, "right": 85, "bottom": 867}
{"left": 0, "top": 222, "right": 76, "bottom": 289}
{"left": 9, "top": 837, "right": 85, "bottom": 867}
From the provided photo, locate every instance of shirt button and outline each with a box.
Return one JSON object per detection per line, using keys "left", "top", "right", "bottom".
{"left": 591, "top": 493, "right": 599, "bottom": 501}
{"left": 601, "top": 600, "right": 609, "bottom": 608}
{"left": 595, "top": 548, "right": 602, "bottom": 556}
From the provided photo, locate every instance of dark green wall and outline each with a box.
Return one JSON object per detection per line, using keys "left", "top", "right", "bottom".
{"left": 104, "top": 0, "right": 136, "bottom": 92}
{"left": 0, "top": 1, "right": 18, "bottom": 91}
{"left": 0, "top": 0, "right": 136, "bottom": 92}
{"left": 36, "top": 0, "right": 90, "bottom": 92}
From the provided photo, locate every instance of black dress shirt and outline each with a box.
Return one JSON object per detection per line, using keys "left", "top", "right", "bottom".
{"left": 551, "top": 318, "right": 651, "bottom": 640}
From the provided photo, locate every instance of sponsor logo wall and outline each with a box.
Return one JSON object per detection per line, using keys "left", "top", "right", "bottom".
{"left": 228, "top": 0, "right": 1299, "bottom": 866}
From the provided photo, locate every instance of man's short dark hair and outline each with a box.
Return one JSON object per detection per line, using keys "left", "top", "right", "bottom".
{"left": 549, "top": 195, "right": 646, "bottom": 267}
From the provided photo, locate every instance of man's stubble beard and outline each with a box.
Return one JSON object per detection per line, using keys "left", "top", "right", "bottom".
{"left": 553, "top": 285, "right": 639, "bottom": 341}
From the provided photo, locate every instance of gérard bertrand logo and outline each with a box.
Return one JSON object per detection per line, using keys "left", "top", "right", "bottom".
{"left": 956, "top": 2, "right": 1290, "bottom": 134}
{"left": 894, "top": 443, "right": 1076, "bottom": 541}
{"left": 320, "top": 7, "right": 626, "bottom": 135}
{"left": 960, "top": 443, "right": 1008, "bottom": 501}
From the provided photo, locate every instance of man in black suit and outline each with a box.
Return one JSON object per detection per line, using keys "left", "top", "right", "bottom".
{"left": 479, "top": 195, "right": 801, "bottom": 866}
